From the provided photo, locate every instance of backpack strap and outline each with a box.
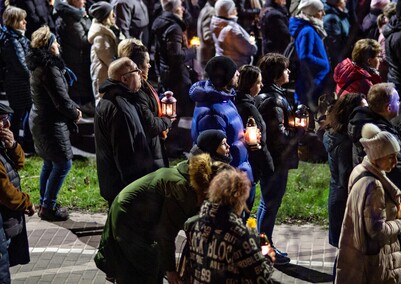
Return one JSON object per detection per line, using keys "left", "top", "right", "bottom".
{"left": 350, "top": 171, "right": 377, "bottom": 188}
{"left": 337, "top": 77, "right": 368, "bottom": 97}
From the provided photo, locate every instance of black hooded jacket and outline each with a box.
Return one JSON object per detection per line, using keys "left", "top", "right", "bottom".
{"left": 348, "top": 106, "right": 401, "bottom": 189}
{"left": 26, "top": 48, "right": 79, "bottom": 162}
{"left": 383, "top": 16, "right": 401, "bottom": 88}
{"left": 94, "top": 79, "right": 153, "bottom": 203}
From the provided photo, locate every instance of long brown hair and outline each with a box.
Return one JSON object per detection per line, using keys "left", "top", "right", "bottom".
{"left": 325, "top": 93, "right": 366, "bottom": 133}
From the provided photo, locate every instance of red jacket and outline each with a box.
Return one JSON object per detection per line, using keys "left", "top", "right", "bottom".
{"left": 334, "top": 58, "right": 382, "bottom": 96}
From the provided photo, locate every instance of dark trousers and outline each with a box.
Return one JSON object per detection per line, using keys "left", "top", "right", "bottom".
{"left": 256, "top": 169, "right": 289, "bottom": 246}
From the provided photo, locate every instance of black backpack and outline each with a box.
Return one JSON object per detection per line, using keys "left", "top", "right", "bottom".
{"left": 282, "top": 28, "right": 301, "bottom": 85}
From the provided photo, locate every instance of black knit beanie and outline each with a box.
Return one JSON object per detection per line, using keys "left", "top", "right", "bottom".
{"left": 205, "top": 56, "right": 237, "bottom": 89}
{"left": 197, "top": 129, "right": 227, "bottom": 154}
{"left": 89, "top": 1, "right": 113, "bottom": 22}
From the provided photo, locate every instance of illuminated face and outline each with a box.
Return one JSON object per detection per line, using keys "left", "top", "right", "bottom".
{"left": 314, "top": 9, "right": 325, "bottom": 20}
{"left": 216, "top": 138, "right": 230, "bottom": 157}
{"left": 250, "top": 73, "right": 263, "bottom": 97}
{"left": 228, "top": 70, "right": 240, "bottom": 89}
{"left": 15, "top": 17, "right": 27, "bottom": 31}
{"left": 50, "top": 40, "right": 60, "bottom": 56}
{"left": 72, "top": 0, "right": 86, "bottom": 9}
{"left": 388, "top": 90, "right": 400, "bottom": 119}
{"left": 375, "top": 153, "right": 398, "bottom": 172}
{"left": 275, "top": 67, "right": 290, "bottom": 86}
{"left": 140, "top": 52, "right": 151, "bottom": 81}
{"left": 0, "top": 114, "right": 10, "bottom": 130}
{"left": 122, "top": 62, "right": 142, "bottom": 92}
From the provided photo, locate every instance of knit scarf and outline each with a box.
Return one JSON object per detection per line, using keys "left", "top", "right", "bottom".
{"left": 297, "top": 12, "right": 327, "bottom": 39}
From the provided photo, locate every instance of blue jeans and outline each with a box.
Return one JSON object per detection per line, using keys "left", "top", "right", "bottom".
{"left": 257, "top": 169, "right": 289, "bottom": 246}
{"left": 0, "top": 226, "right": 10, "bottom": 284}
{"left": 39, "top": 159, "right": 72, "bottom": 209}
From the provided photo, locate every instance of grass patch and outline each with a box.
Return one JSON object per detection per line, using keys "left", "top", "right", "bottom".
{"left": 251, "top": 161, "right": 330, "bottom": 226}
{"left": 20, "top": 155, "right": 108, "bottom": 212}
{"left": 20, "top": 156, "right": 330, "bottom": 225}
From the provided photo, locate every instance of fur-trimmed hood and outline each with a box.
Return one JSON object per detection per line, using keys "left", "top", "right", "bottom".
{"left": 26, "top": 47, "right": 66, "bottom": 71}
{"left": 88, "top": 20, "right": 118, "bottom": 45}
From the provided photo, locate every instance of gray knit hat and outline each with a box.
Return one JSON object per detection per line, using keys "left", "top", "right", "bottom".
{"left": 215, "top": 0, "right": 236, "bottom": 18}
{"left": 89, "top": 1, "right": 113, "bottom": 22}
{"left": 360, "top": 123, "right": 400, "bottom": 161}
{"left": 161, "top": 0, "right": 181, "bottom": 12}
{"left": 0, "top": 103, "right": 13, "bottom": 115}
{"left": 298, "top": 0, "right": 324, "bottom": 16}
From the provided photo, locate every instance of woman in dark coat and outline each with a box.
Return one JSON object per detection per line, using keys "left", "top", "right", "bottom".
{"left": 261, "top": 0, "right": 290, "bottom": 54}
{"left": 256, "top": 53, "right": 304, "bottom": 265}
{"left": 118, "top": 38, "right": 172, "bottom": 168}
{"left": 152, "top": 0, "right": 196, "bottom": 117}
{"left": 235, "top": 65, "right": 274, "bottom": 183}
{"left": 323, "top": 93, "right": 367, "bottom": 248}
{"left": 1, "top": 6, "right": 33, "bottom": 152}
{"left": 55, "top": 0, "right": 93, "bottom": 109}
{"left": 27, "top": 26, "right": 82, "bottom": 221}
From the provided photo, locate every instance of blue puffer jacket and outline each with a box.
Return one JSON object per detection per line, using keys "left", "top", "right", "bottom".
{"left": 288, "top": 17, "right": 330, "bottom": 105}
{"left": 190, "top": 80, "right": 253, "bottom": 182}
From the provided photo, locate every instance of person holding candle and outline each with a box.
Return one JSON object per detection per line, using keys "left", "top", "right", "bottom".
{"left": 255, "top": 53, "right": 305, "bottom": 265}
{"left": 235, "top": 64, "right": 274, "bottom": 184}
{"left": 94, "top": 57, "right": 153, "bottom": 207}
{"left": 190, "top": 56, "right": 255, "bottom": 218}
{"left": 184, "top": 169, "right": 275, "bottom": 283}
{"left": 118, "top": 38, "right": 172, "bottom": 168}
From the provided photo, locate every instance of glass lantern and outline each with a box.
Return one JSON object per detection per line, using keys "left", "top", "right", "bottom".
{"left": 161, "top": 91, "right": 177, "bottom": 118}
{"left": 294, "top": 104, "right": 310, "bottom": 129}
{"left": 245, "top": 116, "right": 261, "bottom": 149}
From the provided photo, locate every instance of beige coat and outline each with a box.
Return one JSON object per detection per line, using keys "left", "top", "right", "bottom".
{"left": 336, "top": 157, "right": 401, "bottom": 284}
{"left": 88, "top": 20, "right": 119, "bottom": 98}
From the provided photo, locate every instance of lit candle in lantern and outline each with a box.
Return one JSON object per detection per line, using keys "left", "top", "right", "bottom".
{"left": 245, "top": 116, "right": 261, "bottom": 149}
{"left": 189, "top": 36, "right": 200, "bottom": 47}
{"left": 161, "top": 91, "right": 177, "bottom": 118}
{"left": 294, "top": 104, "right": 309, "bottom": 129}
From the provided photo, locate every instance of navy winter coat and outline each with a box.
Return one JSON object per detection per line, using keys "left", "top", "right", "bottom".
{"left": 0, "top": 26, "right": 31, "bottom": 110}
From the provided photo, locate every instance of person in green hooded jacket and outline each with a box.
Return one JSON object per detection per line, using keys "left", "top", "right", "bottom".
{"left": 95, "top": 152, "right": 233, "bottom": 284}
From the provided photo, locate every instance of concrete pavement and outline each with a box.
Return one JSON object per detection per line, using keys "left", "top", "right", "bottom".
{"left": 10, "top": 212, "right": 336, "bottom": 283}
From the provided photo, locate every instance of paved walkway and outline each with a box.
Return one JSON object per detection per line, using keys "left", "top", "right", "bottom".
{"left": 10, "top": 213, "right": 336, "bottom": 284}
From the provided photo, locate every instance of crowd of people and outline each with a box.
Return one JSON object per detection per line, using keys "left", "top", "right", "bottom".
{"left": 1, "top": 0, "right": 401, "bottom": 283}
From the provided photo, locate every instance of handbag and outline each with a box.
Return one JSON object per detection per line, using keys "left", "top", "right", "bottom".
{"left": 2, "top": 211, "right": 23, "bottom": 239}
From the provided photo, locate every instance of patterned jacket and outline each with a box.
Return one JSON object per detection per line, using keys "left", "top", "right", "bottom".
{"left": 185, "top": 200, "right": 274, "bottom": 283}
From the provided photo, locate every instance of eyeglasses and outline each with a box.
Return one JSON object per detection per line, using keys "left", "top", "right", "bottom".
{"left": 0, "top": 114, "right": 9, "bottom": 125}
{"left": 122, "top": 69, "right": 142, "bottom": 76}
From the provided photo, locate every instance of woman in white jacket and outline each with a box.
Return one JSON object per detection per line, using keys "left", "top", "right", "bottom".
{"left": 211, "top": 0, "right": 257, "bottom": 67}
{"left": 88, "top": 1, "right": 122, "bottom": 102}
